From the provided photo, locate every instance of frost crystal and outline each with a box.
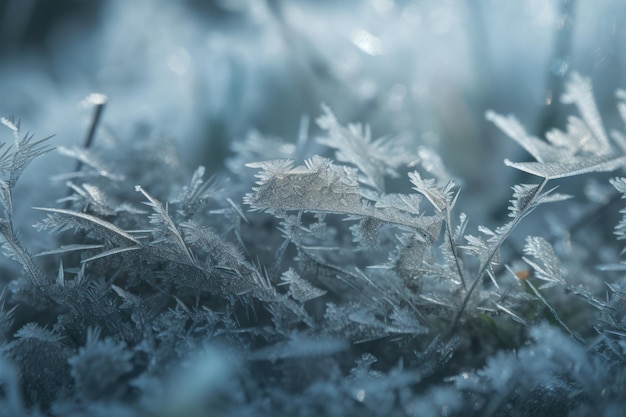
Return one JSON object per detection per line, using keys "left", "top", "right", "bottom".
{"left": 522, "top": 236, "right": 565, "bottom": 288}
{"left": 491, "top": 72, "right": 626, "bottom": 180}
{"left": 245, "top": 156, "right": 361, "bottom": 213}
{"left": 280, "top": 268, "right": 327, "bottom": 302}
{"left": 409, "top": 171, "right": 456, "bottom": 213}
{"left": 316, "top": 105, "right": 418, "bottom": 192}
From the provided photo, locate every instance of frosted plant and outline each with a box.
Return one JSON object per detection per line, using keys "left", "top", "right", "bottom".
{"left": 452, "top": 72, "right": 626, "bottom": 330}
{"left": 317, "top": 105, "right": 420, "bottom": 192}
{"left": 488, "top": 73, "right": 626, "bottom": 179}
{"left": 0, "top": 118, "right": 53, "bottom": 285}
{"left": 2, "top": 71, "right": 626, "bottom": 416}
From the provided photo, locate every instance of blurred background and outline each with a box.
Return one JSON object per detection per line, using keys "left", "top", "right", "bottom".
{"left": 0, "top": 0, "right": 625, "bottom": 228}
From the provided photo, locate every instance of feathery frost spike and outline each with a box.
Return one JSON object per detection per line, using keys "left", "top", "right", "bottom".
{"left": 175, "top": 165, "right": 226, "bottom": 217}
{"left": 57, "top": 259, "right": 65, "bottom": 286}
{"left": 0, "top": 117, "right": 19, "bottom": 135}
{"left": 33, "top": 207, "right": 141, "bottom": 245}
{"left": 408, "top": 171, "right": 454, "bottom": 212}
{"left": 522, "top": 236, "right": 565, "bottom": 288}
{"left": 81, "top": 246, "right": 142, "bottom": 264}
{"left": 561, "top": 72, "right": 611, "bottom": 154}
{"left": 610, "top": 177, "right": 626, "bottom": 194}
{"left": 317, "top": 105, "right": 417, "bottom": 192}
{"left": 246, "top": 159, "right": 295, "bottom": 184}
{"left": 280, "top": 268, "right": 327, "bottom": 302}
{"left": 609, "top": 177, "right": 626, "bottom": 243}
{"left": 15, "top": 323, "right": 62, "bottom": 342}
{"left": 136, "top": 185, "right": 195, "bottom": 263}
{"left": 508, "top": 184, "right": 570, "bottom": 218}
{"left": 486, "top": 111, "right": 563, "bottom": 163}
{"left": 57, "top": 146, "right": 125, "bottom": 181}
{"left": 34, "top": 244, "right": 105, "bottom": 257}
{"left": 374, "top": 193, "right": 422, "bottom": 215}
{"left": 546, "top": 116, "right": 608, "bottom": 156}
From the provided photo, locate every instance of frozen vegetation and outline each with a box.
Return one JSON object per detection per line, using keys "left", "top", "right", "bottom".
{"left": 1, "top": 1, "right": 626, "bottom": 416}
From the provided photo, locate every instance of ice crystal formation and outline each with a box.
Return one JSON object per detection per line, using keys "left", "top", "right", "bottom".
{"left": 0, "top": 70, "right": 624, "bottom": 417}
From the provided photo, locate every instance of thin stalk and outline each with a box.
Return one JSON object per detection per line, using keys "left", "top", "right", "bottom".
{"left": 526, "top": 279, "right": 583, "bottom": 342}
{"left": 450, "top": 177, "right": 550, "bottom": 335}
{"left": 66, "top": 95, "right": 107, "bottom": 209}
{"left": 0, "top": 225, "right": 45, "bottom": 285}
{"left": 445, "top": 206, "right": 467, "bottom": 290}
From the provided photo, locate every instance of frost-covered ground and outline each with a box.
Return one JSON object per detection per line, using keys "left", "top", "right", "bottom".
{"left": 1, "top": 1, "right": 626, "bottom": 416}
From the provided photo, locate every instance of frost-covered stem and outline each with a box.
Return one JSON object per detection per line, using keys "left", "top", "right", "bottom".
{"left": 83, "top": 97, "right": 106, "bottom": 150}
{"left": 450, "top": 177, "right": 550, "bottom": 334}
{"left": 526, "top": 279, "right": 582, "bottom": 342}
{"left": 0, "top": 225, "right": 45, "bottom": 285}
{"left": 66, "top": 95, "right": 106, "bottom": 208}
{"left": 77, "top": 95, "right": 106, "bottom": 174}
{"left": 445, "top": 207, "right": 467, "bottom": 290}
{"left": 135, "top": 185, "right": 195, "bottom": 264}
{"left": 297, "top": 246, "right": 361, "bottom": 292}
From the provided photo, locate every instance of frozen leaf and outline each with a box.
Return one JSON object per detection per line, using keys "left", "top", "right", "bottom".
{"left": 246, "top": 158, "right": 295, "bottom": 184}
{"left": 245, "top": 156, "right": 442, "bottom": 240}
{"left": 504, "top": 154, "right": 626, "bottom": 179}
{"left": 492, "top": 73, "right": 626, "bottom": 182}
{"left": 245, "top": 156, "right": 361, "bottom": 213}
{"left": 365, "top": 205, "right": 442, "bottom": 240}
